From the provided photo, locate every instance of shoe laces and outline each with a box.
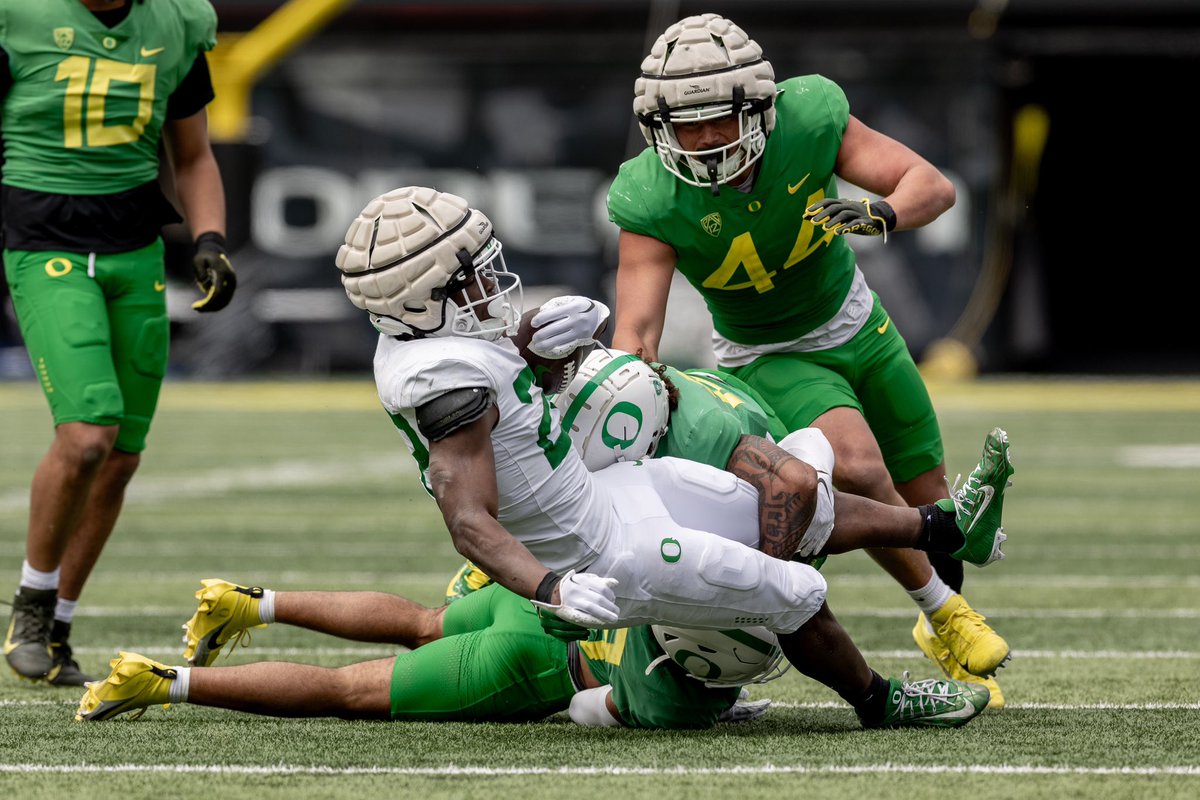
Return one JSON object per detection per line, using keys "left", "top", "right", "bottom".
{"left": 10, "top": 595, "right": 53, "bottom": 643}
{"left": 895, "top": 671, "right": 963, "bottom": 715}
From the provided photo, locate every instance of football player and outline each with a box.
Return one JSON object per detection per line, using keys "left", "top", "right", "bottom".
{"left": 607, "top": 13, "right": 1008, "bottom": 703}
{"left": 77, "top": 187, "right": 993, "bottom": 729}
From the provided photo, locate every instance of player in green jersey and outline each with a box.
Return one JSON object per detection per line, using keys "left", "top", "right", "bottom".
{"left": 78, "top": 574, "right": 989, "bottom": 731}
{"left": 606, "top": 13, "right": 1008, "bottom": 705}
{"left": 2, "top": 0, "right": 235, "bottom": 686}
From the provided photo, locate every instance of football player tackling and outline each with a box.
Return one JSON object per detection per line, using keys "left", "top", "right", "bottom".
{"left": 77, "top": 187, "right": 1005, "bottom": 729}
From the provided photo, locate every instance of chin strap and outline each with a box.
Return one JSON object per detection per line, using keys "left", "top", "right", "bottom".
{"left": 706, "top": 156, "right": 721, "bottom": 196}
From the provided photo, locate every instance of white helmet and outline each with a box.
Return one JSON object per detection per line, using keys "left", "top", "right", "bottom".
{"left": 554, "top": 349, "right": 670, "bottom": 471}
{"left": 634, "top": 13, "right": 777, "bottom": 193}
{"left": 336, "top": 186, "right": 522, "bottom": 340}
{"left": 651, "top": 625, "right": 790, "bottom": 688}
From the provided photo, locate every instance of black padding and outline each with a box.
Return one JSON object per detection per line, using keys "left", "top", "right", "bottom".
{"left": 416, "top": 387, "right": 493, "bottom": 442}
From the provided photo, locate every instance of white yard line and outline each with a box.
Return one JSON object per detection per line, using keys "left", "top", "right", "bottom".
{"left": 0, "top": 763, "right": 1197, "bottom": 777}
{"left": 0, "top": 455, "right": 413, "bottom": 513}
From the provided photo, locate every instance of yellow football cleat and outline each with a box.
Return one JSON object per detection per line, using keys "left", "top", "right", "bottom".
{"left": 912, "top": 611, "right": 1006, "bottom": 710}
{"left": 181, "top": 579, "right": 267, "bottom": 667}
{"left": 928, "top": 594, "right": 1010, "bottom": 677}
{"left": 76, "top": 652, "right": 176, "bottom": 721}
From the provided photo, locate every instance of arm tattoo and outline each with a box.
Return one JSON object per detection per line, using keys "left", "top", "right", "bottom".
{"left": 726, "top": 436, "right": 816, "bottom": 560}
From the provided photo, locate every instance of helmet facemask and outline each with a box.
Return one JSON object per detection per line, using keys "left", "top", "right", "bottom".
{"left": 645, "top": 87, "right": 770, "bottom": 195}
{"left": 633, "top": 14, "right": 777, "bottom": 195}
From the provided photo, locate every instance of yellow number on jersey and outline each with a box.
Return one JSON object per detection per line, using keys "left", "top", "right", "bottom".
{"left": 578, "top": 628, "right": 629, "bottom": 666}
{"left": 673, "top": 371, "right": 745, "bottom": 411}
{"left": 55, "top": 56, "right": 157, "bottom": 148}
{"left": 701, "top": 189, "right": 837, "bottom": 294}
{"left": 701, "top": 232, "right": 778, "bottom": 294}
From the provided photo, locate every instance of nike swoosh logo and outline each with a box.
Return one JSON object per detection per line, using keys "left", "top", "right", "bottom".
{"left": 787, "top": 174, "right": 811, "bottom": 195}
{"left": 85, "top": 696, "right": 137, "bottom": 721}
{"left": 154, "top": 281, "right": 166, "bottom": 292}
{"left": 876, "top": 318, "right": 890, "bottom": 334}
{"left": 963, "top": 485, "right": 994, "bottom": 535}
{"left": 140, "top": 47, "right": 165, "bottom": 57}
{"left": 925, "top": 698, "right": 983, "bottom": 721}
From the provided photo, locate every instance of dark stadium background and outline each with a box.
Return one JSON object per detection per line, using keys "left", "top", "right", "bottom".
{"left": 2, "top": 0, "right": 1197, "bottom": 377}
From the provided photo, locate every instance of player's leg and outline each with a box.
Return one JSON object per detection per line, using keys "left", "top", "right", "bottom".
{"left": 777, "top": 602, "right": 989, "bottom": 729}
{"left": 852, "top": 307, "right": 1011, "bottom": 705}
{"left": 183, "top": 578, "right": 449, "bottom": 666}
{"left": 2, "top": 249, "right": 124, "bottom": 682}
{"left": 76, "top": 651, "right": 395, "bottom": 721}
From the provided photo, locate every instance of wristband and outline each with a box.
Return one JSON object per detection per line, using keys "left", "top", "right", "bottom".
{"left": 535, "top": 571, "right": 562, "bottom": 604}
{"left": 195, "top": 231, "right": 227, "bottom": 253}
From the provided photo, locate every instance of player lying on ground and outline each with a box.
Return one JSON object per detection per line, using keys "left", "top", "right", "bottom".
{"left": 76, "top": 579, "right": 788, "bottom": 729}
{"left": 448, "top": 349, "right": 1014, "bottom": 701}
{"left": 78, "top": 187, "right": 1009, "bottom": 727}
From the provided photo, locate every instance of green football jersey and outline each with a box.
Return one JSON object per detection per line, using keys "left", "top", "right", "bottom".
{"left": 0, "top": 0, "right": 217, "bottom": 195}
{"left": 655, "top": 365, "right": 788, "bottom": 468}
{"left": 580, "top": 627, "right": 738, "bottom": 729}
{"left": 608, "top": 75, "right": 856, "bottom": 345}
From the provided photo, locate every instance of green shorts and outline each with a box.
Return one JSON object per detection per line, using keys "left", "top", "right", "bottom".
{"left": 726, "top": 295, "right": 943, "bottom": 482}
{"left": 389, "top": 584, "right": 574, "bottom": 721}
{"left": 3, "top": 242, "right": 169, "bottom": 453}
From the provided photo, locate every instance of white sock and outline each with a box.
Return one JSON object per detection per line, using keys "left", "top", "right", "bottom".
{"left": 258, "top": 589, "right": 276, "bottom": 624}
{"left": 54, "top": 598, "right": 78, "bottom": 624}
{"left": 20, "top": 560, "right": 60, "bottom": 592}
{"left": 906, "top": 574, "right": 954, "bottom": 617}
{"left": 169, "top": 667, "right": 191, "bottom": 703}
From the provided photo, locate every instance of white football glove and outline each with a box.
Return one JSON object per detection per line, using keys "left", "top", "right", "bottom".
{"left": 717, "top": 688, "right": 772, "bottom": 724}
{"left": 531, "top": 569, "right": 620, "bottom": 627}
{"left": 529, "top": 296, "right": 610, "bottom": 360}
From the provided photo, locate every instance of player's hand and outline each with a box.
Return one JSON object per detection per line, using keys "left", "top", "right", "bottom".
{"left": 191, "top": 231, "right": 237, "bottom": 313}
{"left": 716, "top": 689, "right": 772, "bottom": 724}
{"left": 529, "top": 296, "right": 610, "bottom": 360}
{"left": 531, "top": 569, "right": 620, "bottom": 627}
{"left": 803, "top": 197, "right": 896, "bottom": 237}
{"left": 535, "top": 606, "right": 591, "bottom": 641}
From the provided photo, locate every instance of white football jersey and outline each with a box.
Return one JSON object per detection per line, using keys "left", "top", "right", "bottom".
{"left": 374, "top": 334, "right": 619, "bottom": 572}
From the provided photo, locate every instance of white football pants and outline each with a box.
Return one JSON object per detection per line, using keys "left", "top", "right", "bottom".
{"left": 586, "top": 457, "right": 827, "bottom": 634}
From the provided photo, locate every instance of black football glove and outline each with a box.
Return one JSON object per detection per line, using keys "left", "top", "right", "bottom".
{"left": 803, "top": 197, "right": 897, "bottom": 238}
{"left": 191, "top": 231, "right": 237, "bottom": 313}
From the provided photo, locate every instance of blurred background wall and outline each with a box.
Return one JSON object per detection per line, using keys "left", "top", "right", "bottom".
{"left": 2, "top": 0, "right": 1198, "bottom": 377}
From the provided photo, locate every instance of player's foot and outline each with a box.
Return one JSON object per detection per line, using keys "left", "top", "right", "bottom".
{"left": 47, "top": 620, "right": 95, "bottom": 686}
{"left": 913, "top": 610, "right": 1007, "bottom": 709}
{"left": 75, "top": 652, "right": 176, "bottom": 721}
{"left": 861, "top": 672, "right": 990, "bottom": 729}
{"left": 948, "top": 427, "right": 1015, "bottom": 567}
{"left": 927, "top": 594, "right": 1011, "bottom": 678}
{"left": 181, "top": 579, "right": 266, "bottom": 667}
{"left": 4, "top": 587, "right": 56, "bottom": 680}
{"left": 444, "top": 561, "right": 494, "bottom": 604}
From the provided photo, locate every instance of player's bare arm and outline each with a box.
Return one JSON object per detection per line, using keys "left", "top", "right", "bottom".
{"left": 612, "top": 230, "right": 676, "bottom": 360}
{"left": 724, "top": 435, "right": 818, "bottom": 560}
{"left": 427, "top": 405, "right": 552, "bottom": 600}
{"left": 834, "top": 115, "right": 955, "bottom": 230}
{"left": 164, "top": 109, "right": 226, "bottom": 237}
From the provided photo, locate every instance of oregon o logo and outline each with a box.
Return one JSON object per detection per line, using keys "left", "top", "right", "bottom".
{"left": 601, "top": 400, "right": 643, "bottom": 449}
{"left": 660, "top": 537, "right": 681, "bottom": 563}
{"left": 747, "top": 200, "right": 762, "bottom": 213}
{"left": 45, "top": 257, "right": 73, "bottom": 277}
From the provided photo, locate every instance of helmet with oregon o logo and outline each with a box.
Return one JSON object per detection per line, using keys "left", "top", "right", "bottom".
{"left": 650, "top": 625, "right": 790, "bottom": 688}
{"left": 554, "top": 349, "right": 670, "bottom": 471}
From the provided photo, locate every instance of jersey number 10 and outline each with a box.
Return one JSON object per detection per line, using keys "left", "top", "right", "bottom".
{"left": 56, "top": 56, "right": 156, "bottom": 148}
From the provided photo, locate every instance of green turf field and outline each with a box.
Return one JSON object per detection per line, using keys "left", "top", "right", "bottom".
{"left": 2, "top": 377, "right": 1198, "bottom": 799}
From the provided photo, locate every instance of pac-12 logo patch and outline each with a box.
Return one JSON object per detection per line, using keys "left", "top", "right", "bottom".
{"left": 700, "top": 212, "right": 722, "bottom": 237}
